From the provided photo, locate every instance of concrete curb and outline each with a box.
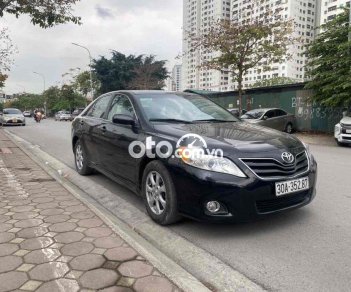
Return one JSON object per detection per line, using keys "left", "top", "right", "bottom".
{"left": 5, "top": 129, "right": 265, "bottom": 292}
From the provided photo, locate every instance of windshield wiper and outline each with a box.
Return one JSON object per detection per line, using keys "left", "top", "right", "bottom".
{"left": 149, "top": 118, "right": 193, "bottom": 124}
{"left": 192, "top": 119, "right": 235, "bottom": 123}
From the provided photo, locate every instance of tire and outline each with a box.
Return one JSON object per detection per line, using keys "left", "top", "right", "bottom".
{"left": 285, "top": 123, "right": 293, "bottom": 134}
{"left": 336, "top": 139, "right": 345, "bottom": 147}
{"left": 22, "top": 124, "right": 26, "bottom": 126}
{"left": 142, "top": 161, "right": 181, "bottom": 225}
{"left": 74, "top": 140, "right": 94, "bottom": 175}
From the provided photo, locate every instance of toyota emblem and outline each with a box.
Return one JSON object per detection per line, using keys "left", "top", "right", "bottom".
{"left": 281, "top": 152, "right": 294, "bottom": 164}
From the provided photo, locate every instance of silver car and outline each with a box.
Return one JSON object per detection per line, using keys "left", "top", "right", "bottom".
{"left": 55, "top": 111, "right": 73, "bottom": 121}
{"left": 334, "top": 112, "right": 351, "bottom": 146}
{"left": 0, "top": 108, "right": 26, "bottom": 126}
{"left": 241, "top": 108, "right": 296, "bottom": 133}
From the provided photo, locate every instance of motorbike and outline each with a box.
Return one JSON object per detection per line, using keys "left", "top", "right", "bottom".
{"left": 34, "top": 112, "right": 42, "bottom": 123}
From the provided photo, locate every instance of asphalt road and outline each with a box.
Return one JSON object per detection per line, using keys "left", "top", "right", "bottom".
{"left": 7, "top": 118, "right": 351, "bottom": 292}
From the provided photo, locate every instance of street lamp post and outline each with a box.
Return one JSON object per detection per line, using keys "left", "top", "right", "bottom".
{"left": 33, "top": 71, "right": 46, "bottom": 115}
{"left": 72, "top": 42, "right": 94, "bottom": 100}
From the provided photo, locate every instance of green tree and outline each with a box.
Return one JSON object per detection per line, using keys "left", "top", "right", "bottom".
{"left": 305, "top": 10, "right": 351, "bottom": 107}
{"left": 128, "top": 55, "right": 168, "bottom": 90}
{"left": 0, "top": 0, "right": 81, "bottom": 28}
{"left": 93, "top": 51, "right": 168, "bottom": 94}
{"left": 250, "top": 77, "right": 297, "bottom": 88}
{"left": 51, "top": 84, "right": 85, "bottom": 112}
{"left": 8, "top": 93, "right": 44, "bottom": 111}
{"left": 185, "top": 0, "right": 295, "bottom": 111}
{"left": 0, "top": 73, "right": 8, "bottom": 88}
{"left": 72, "top": 70, "right": 100, "bottom": 98}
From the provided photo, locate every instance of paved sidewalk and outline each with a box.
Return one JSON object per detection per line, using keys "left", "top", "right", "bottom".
{"left": 0, "top": 129, "right": 179, "bottom": 292}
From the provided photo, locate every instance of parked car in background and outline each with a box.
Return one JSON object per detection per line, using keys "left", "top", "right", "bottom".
{"left": 227, "top": 108, "right": 247, "bottom": 118}
{"left": 241, "top": 108, "right": 296, "bottom": 133}
{"left": 72, "top": 108, "right": 85, "bottom": 118}
{"left": 334, "top": 112, "right": 351, "bottom": 146}
{"left": 55, "top": 111, "right": 73, "bottom": 121}
{"left": 71, "top": 91, "right": 317, "bottom": 225}
{"left": 0, "top": 108, "right": 26, "bottom": 126}
{"left": 23, "top": 111, "right": 32, "bottom": 117}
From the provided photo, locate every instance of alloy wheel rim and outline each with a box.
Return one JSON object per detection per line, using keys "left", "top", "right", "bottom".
{"left": 287, "top": 125, "right": 292, "bottom": 133}
{"left": 75, "top": 144, "right": 84, "bottom": 170}
{"left": 146, "top": 171, "right": 167, "bottom": 215}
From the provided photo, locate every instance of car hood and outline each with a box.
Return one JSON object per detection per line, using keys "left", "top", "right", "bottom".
{"left": 152, "top": 121, "right": 303, "bottom": 154}
{"left": 340, "top": 116, "right": 351, "bottom": 125}
{"left": 3, "top": 114, "right": 24, "bottom": 119}
{"left": 241, "top": 119, "right": 260, "bottom": 123}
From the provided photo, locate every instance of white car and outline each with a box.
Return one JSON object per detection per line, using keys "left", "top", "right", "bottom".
{"left": 334, "top": 113, "right": 351, "bottom": 146}
{"left": 0, "top": 108, "right": 26, "bottom": 126}
{"left": 55, "top": 111, "right": 73, "bottom": 121}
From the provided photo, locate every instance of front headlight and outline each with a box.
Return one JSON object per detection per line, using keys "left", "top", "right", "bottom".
{"left": 180, "top": 148, "right": 246, "bottom": 177}
{"left": 302, "top": 142, "right": 314, "bottom": 164}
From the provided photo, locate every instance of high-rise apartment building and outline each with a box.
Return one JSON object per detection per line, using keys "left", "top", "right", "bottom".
{"left": 172, "top": 64, "right": 183, "bottom": 91}
{"left": 182, "top": 0, "right": 232, "bottom": 91}
{"left": 182, "top": 0, "right": 320, "bottom": 91}
{"left": 320, "top": 0, "right": 349, "bottom": 24}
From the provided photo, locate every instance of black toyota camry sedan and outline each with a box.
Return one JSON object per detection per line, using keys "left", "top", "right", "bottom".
{"left": 71, "top": 91, "right": 317, "bottom": 225}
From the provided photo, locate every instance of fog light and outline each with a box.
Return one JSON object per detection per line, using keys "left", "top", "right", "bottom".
{"left": 206, "top": 201, "right": 221, "bottom": 213}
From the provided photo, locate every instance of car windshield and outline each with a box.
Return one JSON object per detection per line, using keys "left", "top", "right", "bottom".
{"left": 62, "top": 111, "right": 70, "bottom": 114}
{"left": 241, "top": 109, "right": 265, "bottom": 120}
{"left": 3, "top": 109, "right": 21, "bottom": 115}
{"left": 136, "top": 93, "right": 237, "bottom": 123}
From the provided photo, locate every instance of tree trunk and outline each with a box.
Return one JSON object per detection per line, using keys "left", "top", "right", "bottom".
{"left": 237, "top": 69, "right": 243, "bottom": 113}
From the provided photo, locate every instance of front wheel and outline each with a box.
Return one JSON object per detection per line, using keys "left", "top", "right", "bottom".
{"left": 285, "top": 123, "right": 293, "bottom": 134}
{"left": 74, "top": 140, "right": 93, "bottom": 175}
{"left": 142, "top": 161, "right": 181, "bottom": 225}
{"left": 336, "top": 139, "right": 345, "bottom": 147}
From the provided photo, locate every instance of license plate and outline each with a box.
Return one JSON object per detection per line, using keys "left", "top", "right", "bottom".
{"left": 346, "top": 130, "right": 351, "bottom": 134}
{"left": 275, "top": 177, "right": 309, "bottom": 197}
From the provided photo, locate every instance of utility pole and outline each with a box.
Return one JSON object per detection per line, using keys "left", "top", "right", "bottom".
{"left": 72, "top": 43, "right": 94, "bottom": 100}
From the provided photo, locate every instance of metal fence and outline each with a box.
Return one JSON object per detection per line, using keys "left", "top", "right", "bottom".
{"left": 186, "top": 83, "right": 343, "bottom": 133}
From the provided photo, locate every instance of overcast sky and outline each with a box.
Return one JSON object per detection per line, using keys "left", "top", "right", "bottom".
{"left": 2, "top": 0, "right": 183, "bottom": 94}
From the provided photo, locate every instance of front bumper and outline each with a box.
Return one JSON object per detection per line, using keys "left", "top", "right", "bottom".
{"left": 1, "top": 119, "right": 25, "bottom": 125}
{"left": 336, "top": 134, "right": 351, "bottom": 144}
{"left": 168, "top": 159, "right": 317, "bottom": 222}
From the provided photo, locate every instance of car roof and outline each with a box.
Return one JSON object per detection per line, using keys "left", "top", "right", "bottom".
{"left": 247, "top": 108, "right": 281, "bottom": 112}
{"left": 107, "top": 90, "right": 193, "bottom": 96}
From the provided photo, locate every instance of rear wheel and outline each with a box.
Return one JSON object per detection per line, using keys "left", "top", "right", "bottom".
{"left": 142, "top": 161, "right": 181, "bottom": 225}
{"left": 74, "top": 140, "right": 93, "bottom": 175}
{"left": 285, "top": 123, "right": 293, "bottom": 134}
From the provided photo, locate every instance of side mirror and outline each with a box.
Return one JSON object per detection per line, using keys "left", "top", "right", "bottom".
{"left": 112, "top": 114, "right": 135, "bottom": 126}
{"left": 263, "top": 116, "right": 268, "bottom": 120}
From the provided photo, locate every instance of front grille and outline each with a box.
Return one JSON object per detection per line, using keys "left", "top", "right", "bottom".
{"left": 341, "top": 123, "right": 351, "bottom": 129}
{"left": 241, "top": 151, "right": 309, "bottom": 180}
{"left": 7, "top": 120, "right": 22, "bottom": 124}
{"left": 256, "top": 192, "right": 310, "bottom": 214}
{"left": 343, "top": 136, "right": 351, "bottom": 140}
